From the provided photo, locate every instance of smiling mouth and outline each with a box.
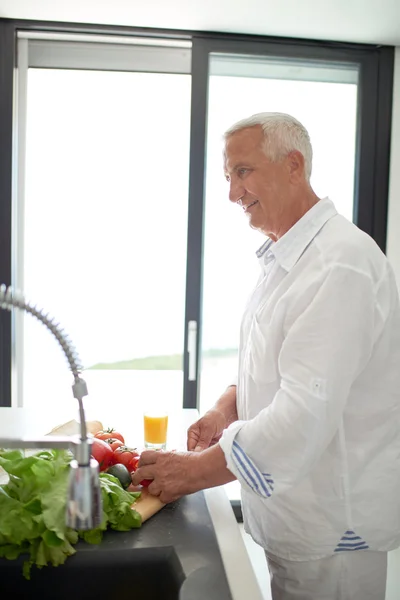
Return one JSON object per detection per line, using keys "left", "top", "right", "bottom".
{"left": 243, "top": 200, "right": 258, "bottom": 212}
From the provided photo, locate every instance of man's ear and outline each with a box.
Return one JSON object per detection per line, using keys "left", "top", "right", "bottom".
{"left": 287, "top": 150, "right": 305, "bottom": 183}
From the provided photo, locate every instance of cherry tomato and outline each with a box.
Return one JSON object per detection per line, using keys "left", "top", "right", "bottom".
{"left": 140, "top": 478, "right": 152, "bottom": 488}
{"left": 113, "top": 446, "right": 139, "bottom": 472}
{"left": 91, "top": 438, "right": 114, "bottom": 472}
{"left": 94, "top": 429, "right": 125, "bottom": 444}
{"left": 105, "top": 438, "right": 124, "bottom": 452}
{"left": 129, "top": 455, "right": 152, "bottom": 487}
{"left": 130, "top": 456, "right": 140, "bottom": 471}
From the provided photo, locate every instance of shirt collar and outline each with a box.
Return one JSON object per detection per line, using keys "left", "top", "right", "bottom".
{"left": 256, "top": 198, "right": 337, "bottom": 272}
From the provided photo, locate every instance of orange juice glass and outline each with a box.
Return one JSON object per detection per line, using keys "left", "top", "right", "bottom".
{"left": 143, "top": 413, "right": 168, "bottom": 450}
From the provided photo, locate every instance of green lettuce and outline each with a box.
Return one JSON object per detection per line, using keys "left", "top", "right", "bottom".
{"left": 0, "top": 448, "right": 142, "bottom": 579}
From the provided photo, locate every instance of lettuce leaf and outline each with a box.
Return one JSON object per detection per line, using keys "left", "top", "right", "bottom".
{"left": 0, "top": 448, "right": 142, "bottom": 579}
{"left": 97, "top": 473, "right": 142, "bottom": 532}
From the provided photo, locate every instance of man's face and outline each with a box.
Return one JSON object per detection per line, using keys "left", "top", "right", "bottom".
{"left": 224, "top": 126, "right": 293, "bottom": 239}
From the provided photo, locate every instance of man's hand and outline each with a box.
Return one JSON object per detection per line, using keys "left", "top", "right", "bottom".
{"left": 131, "top": 450, "right": 201, "bottom": 504}
{"left": 131, "top": 445, "right": 236, "bottom": 504}
{"left": 187, "top": 409, "right": 227, "bottom": 452}
{"left": 187, "top": 385, "right": 238, "bottom": 452}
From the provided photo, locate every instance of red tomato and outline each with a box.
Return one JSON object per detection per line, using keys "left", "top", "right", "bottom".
{"left": 140, "top": 479, "right": 152, "bottom": 488}
{"left": 105, "top": 438, "right": 124, "bottom": 452}
{"left": 94, "top": 429, "right": 125, "bottom": 444}
{"left": 91, "top": 438, "right": 114, "bottom": 472}
{"left": 129, "top": 455, "right": 152, "bottom": 487}
{"left": 113, "top": 446, "right": 139, "bottom": 472}
{"left": 130, "top": 456, "right": 140, "bottom": 471}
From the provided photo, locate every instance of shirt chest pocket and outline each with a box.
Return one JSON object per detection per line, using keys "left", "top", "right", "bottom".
{"left": 244, "top": 317, "right": 279, "bottom": 384}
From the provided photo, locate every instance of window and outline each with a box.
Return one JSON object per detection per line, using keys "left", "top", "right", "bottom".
{"left": 13, "top": 35, "right": 192, "bottom": 419}
{"left": 23, "top": 68, "right": 191, "bottom": 417}
{"left": 0, "top": 24, "right": 393, "bottom": 435}
{"left": 200, "top": 55, "right": 358, "bottom": 416}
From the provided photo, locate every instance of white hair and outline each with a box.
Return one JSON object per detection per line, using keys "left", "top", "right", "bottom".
{"left": 224, "top": 112, "right": 313, "bottom": 182}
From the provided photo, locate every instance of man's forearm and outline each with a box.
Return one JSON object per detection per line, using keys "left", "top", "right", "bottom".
{"left": 212, "top": 385, "right": 238, "bottom": 427}
{"left": 192, "top": 443, "right": 236, "bottom": 490}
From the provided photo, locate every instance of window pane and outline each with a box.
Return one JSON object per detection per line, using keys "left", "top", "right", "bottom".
{"left": 22, "top": 68, "right": 191, "bottom": 423}
{"left": 200, "top": 54, "right": 358, "bottom": 500}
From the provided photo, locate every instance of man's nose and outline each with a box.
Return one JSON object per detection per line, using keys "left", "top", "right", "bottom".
{"left": 229, "top": 178, "right": 244, "bottom": 204}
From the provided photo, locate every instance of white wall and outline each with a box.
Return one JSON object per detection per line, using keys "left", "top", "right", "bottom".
{"left": 387, "top": 48, "right": 400, "bottom": 284}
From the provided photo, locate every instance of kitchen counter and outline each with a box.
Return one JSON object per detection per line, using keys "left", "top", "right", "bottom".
{"left": 77, "top": 489, "right": 234, "bottom": 600}
{"left": 0, "top": 406, "right": 263, "bottom": 600}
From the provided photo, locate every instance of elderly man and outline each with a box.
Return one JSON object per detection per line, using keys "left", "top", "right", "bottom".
{"left": 133, "top": 113, "right": 400, "bottom": 600}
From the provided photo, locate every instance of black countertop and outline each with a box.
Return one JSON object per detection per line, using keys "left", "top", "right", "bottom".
{"left": 0, "top": 490, "right": 233, "bottom": 600}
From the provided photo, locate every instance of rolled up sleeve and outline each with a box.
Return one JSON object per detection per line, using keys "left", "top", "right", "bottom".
{"left": 219, "top": 265, "right": 376, "bottom": 499}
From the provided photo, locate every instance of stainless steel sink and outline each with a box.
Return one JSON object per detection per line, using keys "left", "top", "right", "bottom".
{"left": 0, "top": 546, "right": 186, "bottom": 600}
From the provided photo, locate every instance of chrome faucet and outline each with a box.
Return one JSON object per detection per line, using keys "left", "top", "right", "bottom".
{"left": 0, "top": 284, "right": 102, "bottom": 530}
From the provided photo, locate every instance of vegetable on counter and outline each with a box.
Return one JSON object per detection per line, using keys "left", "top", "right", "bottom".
{"left": 129, "top": 456, "right": 152, "bottom": 488}
{"left": 0, "top": 448, "right": 141, "bottom": 580}
{"left": 94, "top": 429, "right": 125, "bottom": 444}
{"left": 105, "top": 438, "right": 124, "bottom": 452}
{"left": 106, "top": 464, "right": 132, "bottom": 489}
{"left": 112, "top": 446, "right": 139, "bottom": 472}
{"left": 94, "top": 427, "right": 154, "bottom": 489}
{"left": 91, "top": 438, "right": 114, "bottom": 472}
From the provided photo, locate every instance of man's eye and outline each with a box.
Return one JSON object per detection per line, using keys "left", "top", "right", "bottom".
{"left": 238, "top": 168, "right": 248, "bottom": 176}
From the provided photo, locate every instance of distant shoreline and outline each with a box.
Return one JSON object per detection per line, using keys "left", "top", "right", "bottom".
{"left": 88, "top": 348, "right": 238, "bottom": 370}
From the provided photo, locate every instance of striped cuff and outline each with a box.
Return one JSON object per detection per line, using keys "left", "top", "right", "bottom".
{"left": 219, "top": 422, "right": 274, "bottom": 500}
{"left": 334, "top": 530, "right": 369, "bottom": 552}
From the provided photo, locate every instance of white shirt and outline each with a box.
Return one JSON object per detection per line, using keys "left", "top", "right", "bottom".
{"left": 219, "top": 198, "right": 400, "bottom": 560}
